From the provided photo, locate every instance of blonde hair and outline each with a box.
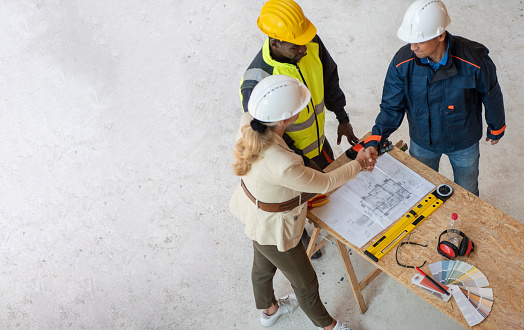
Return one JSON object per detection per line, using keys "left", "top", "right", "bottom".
{"left": 232, "top": 115, "right": 278, "bottom": 176}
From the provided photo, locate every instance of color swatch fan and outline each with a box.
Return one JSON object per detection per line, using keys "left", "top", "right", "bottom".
{"left": 428, "top": 260, "right": 493, "bottom": 326}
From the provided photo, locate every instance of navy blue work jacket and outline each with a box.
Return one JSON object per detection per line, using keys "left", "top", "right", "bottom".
{"left": 366, "top": 33, "right": 505, "bottom": 153}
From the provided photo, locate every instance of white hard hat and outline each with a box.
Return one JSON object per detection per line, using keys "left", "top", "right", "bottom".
{"left": 248, "top": 75, "right": 311, "bottom": 122}
{"left": 397, "top": 0, "right": 451, "bottom": 43}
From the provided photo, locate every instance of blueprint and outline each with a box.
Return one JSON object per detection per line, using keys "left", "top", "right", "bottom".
{"left": 311, "top": 153, "right": 435, "bottom": 248}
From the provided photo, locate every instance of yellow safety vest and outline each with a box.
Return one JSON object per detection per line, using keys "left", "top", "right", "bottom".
{"left": 240, "top": 38, "right": 326, "bottom": 159}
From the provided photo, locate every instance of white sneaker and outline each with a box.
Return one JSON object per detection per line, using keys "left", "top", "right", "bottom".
{"left": 260, "top": 294, "right": 299, "bottom": 327}
{"left": 318, "top": 320, "right": 353, "bottom": 330}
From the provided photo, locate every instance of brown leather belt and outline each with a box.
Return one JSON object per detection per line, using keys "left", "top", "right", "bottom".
{"left": 241, "top": 179, "right": 317, "bottom": 213}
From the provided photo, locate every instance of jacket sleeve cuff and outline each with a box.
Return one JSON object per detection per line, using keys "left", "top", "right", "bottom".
{"left": 334, "top": 109, "right": 349, "bottom": 124}
{"left": 363, "top": 135, "right": 382, "bottom": 148}
{"left": 345, "top": 142, "right": 365, "bottom": 159}
{"left": 487, "top": 125, "right": 506, "bottom": 140}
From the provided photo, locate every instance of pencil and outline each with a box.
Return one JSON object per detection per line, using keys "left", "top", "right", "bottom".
{"left": 415, "top": 267, "right": 450, "bottom": 296}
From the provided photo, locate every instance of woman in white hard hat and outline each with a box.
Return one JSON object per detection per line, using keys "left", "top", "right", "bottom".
{"left": 230, "top": 75, "right": 368, "bottom": 330}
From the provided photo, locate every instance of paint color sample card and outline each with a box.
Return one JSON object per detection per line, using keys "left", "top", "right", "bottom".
{"left": 428, "top": 261, "right": 493, "bottom": 326}
{"left": 411, "top": 273, "right": 452, "bottom": 302}
{"left": 429, "top": 260, "right": 489, "bottom": 287}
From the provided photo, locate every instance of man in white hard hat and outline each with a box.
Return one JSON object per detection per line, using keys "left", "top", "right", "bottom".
{"left": 240, "top": 0, "right": 360, "bottom": 258}
{"left": 364, "top": 0, "right": 506, "bottom": 196}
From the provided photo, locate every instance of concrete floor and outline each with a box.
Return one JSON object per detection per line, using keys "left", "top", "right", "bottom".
{"left": 1, "top": 0, "right": 523, "bottom": 329}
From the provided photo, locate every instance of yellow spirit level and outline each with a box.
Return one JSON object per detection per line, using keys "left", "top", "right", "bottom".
{"left": 364, "top": 184, "right": 452, "bottom": 262}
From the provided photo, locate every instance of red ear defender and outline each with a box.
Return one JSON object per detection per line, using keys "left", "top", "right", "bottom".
{"left": 437, "top": 230, "right": 474, "bottom": 259}
{"left": 438, "top": 241, "right": 458, "bottom": 259}
{"left": 461, "top": 236, "right": 475, "bottom": 257}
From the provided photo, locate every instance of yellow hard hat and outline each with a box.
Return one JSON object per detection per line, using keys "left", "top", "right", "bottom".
{"left": 257, "top": 0, "right": 317, "bottom": 45}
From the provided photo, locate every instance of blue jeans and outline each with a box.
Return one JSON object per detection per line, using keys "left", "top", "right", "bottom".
{"left": 409, "top": 140, "right": 480, "bottom": 196}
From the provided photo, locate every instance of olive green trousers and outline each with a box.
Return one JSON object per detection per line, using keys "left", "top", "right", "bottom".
{"left": 251, "top": 240, "right": 333, "bottom": 328}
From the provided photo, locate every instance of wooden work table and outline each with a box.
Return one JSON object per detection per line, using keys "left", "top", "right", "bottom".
{"left": 306, "top": 146, "right": 524, "bottom": 329}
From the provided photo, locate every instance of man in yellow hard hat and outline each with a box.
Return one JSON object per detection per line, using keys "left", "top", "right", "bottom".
{"left": 239, "top": 0, "right": 358, "bottom": 261}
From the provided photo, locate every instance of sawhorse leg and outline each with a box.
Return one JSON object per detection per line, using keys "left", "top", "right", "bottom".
{"left": 306, "top": 226, "right": 332, "bottom": 259}
{"left": 306, "top": 227, "right": 383, "bottom": 314}
{"left": 335, "top": 239, "right": 383, "bottom": 314}
{"left": 335, "top": 240, "right": 369, "bottom": 313}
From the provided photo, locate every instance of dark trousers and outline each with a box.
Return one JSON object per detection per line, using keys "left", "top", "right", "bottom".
{"left": 311, "top": 138, "right": 334, "bottom": 170}
{"left": 251, "top": 240, "right": 333, "bottom": 328}
{"left": 305, "top": 138, "right": 334, "bottom": 243}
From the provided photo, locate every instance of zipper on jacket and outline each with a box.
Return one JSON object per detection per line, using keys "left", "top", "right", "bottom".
{"left": 427, "top": 79, "right": 432, "bottom": 145}
{"left": 295, "top": 64, "right": 322, "bottom": 156}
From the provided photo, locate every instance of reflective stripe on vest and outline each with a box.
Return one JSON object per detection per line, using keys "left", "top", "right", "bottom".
{"left": 286, "top": 99, "right": 324, "bottom": 132}
{"left": 242, "top": 68, "right": 270, "bottom": 84}
{"left": 302, "top": 133, "right": 325, "bottom": 156}
{"left": 285, "top": 99, "right": 325, "bottom": 158}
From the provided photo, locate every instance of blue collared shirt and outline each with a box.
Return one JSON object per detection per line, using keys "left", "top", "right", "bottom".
{"left": 421, "top": 41, "right": 449, "bottom": 71}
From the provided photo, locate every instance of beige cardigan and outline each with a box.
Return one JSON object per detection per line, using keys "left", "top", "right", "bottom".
{"left": 230, "top": 114, "right": 362, "bottom": 251}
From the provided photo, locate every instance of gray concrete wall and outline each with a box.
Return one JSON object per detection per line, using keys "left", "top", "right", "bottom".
{"left": 1, "top": 0, "right": 522, "bottom": 329}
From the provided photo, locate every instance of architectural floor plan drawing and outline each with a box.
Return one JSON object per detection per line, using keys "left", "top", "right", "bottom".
{"left": 311, "top": 153, "right": 435, "bottom": 248}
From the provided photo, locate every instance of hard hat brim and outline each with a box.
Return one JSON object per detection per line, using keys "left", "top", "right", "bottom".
{"left": 286, "top": 18, "right": 316, "bottom": 45}
{"left": 292, "top": 83, "right": 311, "bottom": 117}
{"left": 397, "top": 28, "right": 446, "bottom": 43}
{"left": 397, "top": 27, "right": 441, "bottom": 43}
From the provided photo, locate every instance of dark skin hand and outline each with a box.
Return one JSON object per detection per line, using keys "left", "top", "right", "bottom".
{"left": 485, "top": 137, "right": 500, "bottom": 145}
{"left": 337, "top": 122, "right": 359, "bottom": 146}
